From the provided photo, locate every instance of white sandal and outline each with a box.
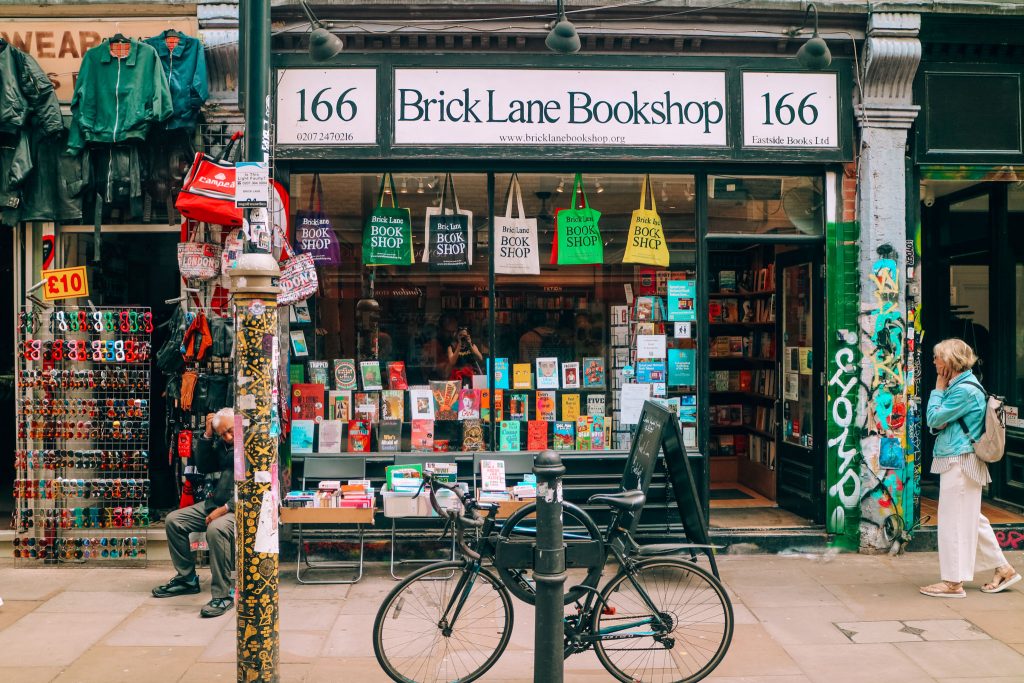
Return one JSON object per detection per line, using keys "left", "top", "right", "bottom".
{"left": 920, "top": 581, "right": 966, "bottom": 598}
{"left": 981, "top": 570, "right": 1022, "bottom": 594}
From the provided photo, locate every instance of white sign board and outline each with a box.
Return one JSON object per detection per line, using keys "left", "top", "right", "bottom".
{"left": 741, "top": 72, "right": 839, "bottom": 148}
{"left": 235, "top": 162, "right": 269, "bottom": 208}
{"left": 393, "top": 69, "right": 728, "bottom": 147}
{"left": 276, "top": 69, "right": 378, "bottom": 145}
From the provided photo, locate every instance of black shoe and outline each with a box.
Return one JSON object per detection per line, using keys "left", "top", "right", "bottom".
{"left": 200, "top": 597, "right": 234, "bottom": 618}
{"left": 152, "top": 574, "right": 200, "bottom": 598}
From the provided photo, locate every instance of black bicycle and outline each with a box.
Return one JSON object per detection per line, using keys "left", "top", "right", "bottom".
{"left": 372, "top": 474, "right": 733, "bottom": 683}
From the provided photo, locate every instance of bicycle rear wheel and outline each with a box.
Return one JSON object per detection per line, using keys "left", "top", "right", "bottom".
{"left": 593, "top": 558, "right": 733, "bottom": 683}
{"left": 373, "top": 561, "right": 513, "bottom": 683}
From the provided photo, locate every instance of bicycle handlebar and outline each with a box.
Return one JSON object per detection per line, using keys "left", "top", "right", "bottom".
{"left": 412, "top": 473, "right": 491, "bottom": 559}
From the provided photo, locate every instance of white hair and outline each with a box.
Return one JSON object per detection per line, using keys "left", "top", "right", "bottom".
{"left": 211, "top": 407, "right": 235, "bottom": 431}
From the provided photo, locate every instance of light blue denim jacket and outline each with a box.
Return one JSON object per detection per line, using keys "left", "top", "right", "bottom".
{"left": 926, "top": 370, "right": 986, "bottom": 457}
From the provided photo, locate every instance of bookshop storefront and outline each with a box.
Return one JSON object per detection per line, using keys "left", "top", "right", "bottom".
{"left": 272, "top": 54, "right": 854, "bottom": 533}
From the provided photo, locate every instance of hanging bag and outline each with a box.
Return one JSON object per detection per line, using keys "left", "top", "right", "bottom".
{"left": 295, "top": 173, "right": 342, "bottom": 266}
{"left": 623, "top": 174, "right": 670, "bottom": 268}
{"left": 175, "top": 131, "right": 245, "bottom": 227}
{"left": 177, "top": 220, "right": 224, "bottom": 281}
{"left": 494, "top": 174, "right": 540, "bottom": 275}
{"left": 422, "top": 173, "right": 473, "bottom": 272}
{"left": 551, "top": 173, "right": 603, "bottom": 265}
{"left": 277, "top": 252, "right": 318, "bottom": 305}
{"left": 363, "top": 173, "right": 414, "bottom": 266}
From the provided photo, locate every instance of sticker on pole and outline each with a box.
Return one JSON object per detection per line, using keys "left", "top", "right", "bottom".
{"left": 235, "top": 162, "right": 269, "bottom": 208}
{"left": 43, "top": 266, "right": 89, "bottom": 301}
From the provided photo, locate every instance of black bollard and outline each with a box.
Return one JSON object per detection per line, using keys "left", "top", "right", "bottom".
{"left": 533, "top": 450, "right": 566, "bottom": 683}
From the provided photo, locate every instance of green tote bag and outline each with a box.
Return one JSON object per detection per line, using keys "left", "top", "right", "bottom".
{"left": 551, "top": 173, "right": 603, "bottom": 265}
{"left": 363, "top": 173, "right": 414, "bottom": 266}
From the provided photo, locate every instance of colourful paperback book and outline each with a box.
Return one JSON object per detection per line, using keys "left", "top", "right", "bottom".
{"left": 493, "top": 358, "right": 510, "bottom": 390}
{"left": 493, "top": 389, "right": 504, "bottom": 422}
{"left": 512, "top": 363, "right": 533, "bottom": 389}
{"left": 561, "top": 393, "right": 581, "bottom": 422}
{"left": 457, "top": 388, "right": 481, "bottom": 420}
{"left": 328, "top": 390, "right": 352, "bottom": 421}
{"left": 347, "top": 420, "right": 371, "bottom": 452}
{"left": 307, "top": 360, "right": 329, "bottom": 387}
{"left": 409, "top": 387, "right": 435, "bottom": 420}
{"left": 499, "top": 420, "right": 521, "bottom": 452}
{"left": 291, "top": 384, "right": 325, "bottom": 423}
{"left": 591, "top": 415, "right": 606, "bottom": 450}
{"left": 387, "top": 361, "right": 409, "bottom": 390}
{"left": 527, "top": 420, "right": 548, "bottom": 450}
{"left": 582, "top": 357, "right": 606, "bottom": 389}
{"left": 353, "top": 392, "right": 380, "bottom": 423}
{"left": 317, "top": 420, "right": 343, "bottom": 453}
{"left": 536, "top": 390, "right": 557, "bottom": 422}
{"left": 587, "top": 394, "right": 606, "bottom": 417}
{"left": 553, "top": 422, "right": 575, "bottom": 450}
{"left": 381, "top": 390, "right": 405, "bottom": 422}
{"left": 411, "top": 419, "right": 434, "bottom": 451}
{"left": 378, "top": 420, "right": 402, "bottom": 452}
{"left": 575, "top": 416, "right": 594, "bottom": 450}
{"left": 332, "top": 359, "right": 358, "bottom": 390}
{"left": 360, "top": 361, "right": 383, "bottom": 391}
{"left": 561, "top": 362, "right": 580, "bottom": 389}
{"left": 668, "top": 348, "right": 696, "bottom": 386}
{"left": 535, "top": 357, "right": 560, "bottom": 389}
{"left": 462, "top": 419, "right": 485, "bottom": 451}
{"left": 430, "top": 380, "right": 460, "bottom": 420}
{"left": 289, "top": 363, "right": 305, "bottom": 385}
{"left": 508, "top": 393, "right": 529, "bottom": 421}
{"left": 290, "top": 420, "right": 315, "bottom": 454}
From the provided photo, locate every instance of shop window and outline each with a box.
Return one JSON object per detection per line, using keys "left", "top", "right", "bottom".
{"left": 288, "top": 172, "right": 698, "bottom": 456}
{"left": 707, "top": 175, "right": 823, "bottom": 235}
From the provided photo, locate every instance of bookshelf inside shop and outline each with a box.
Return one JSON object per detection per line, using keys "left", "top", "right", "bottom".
{"left": 708, "top": 247, "right": 778, "bottom": 499}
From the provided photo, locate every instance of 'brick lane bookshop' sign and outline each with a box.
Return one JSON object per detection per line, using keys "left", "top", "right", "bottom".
{"left": 273, "top": 68, "right": 840, "bottom": 150}
{"left": 394, "top": 69, "right": 728, "bottom": 147}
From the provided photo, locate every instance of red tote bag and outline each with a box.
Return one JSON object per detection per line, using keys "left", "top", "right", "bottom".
{"left": 175, "top": 131, "right": 245, "bottom": 227}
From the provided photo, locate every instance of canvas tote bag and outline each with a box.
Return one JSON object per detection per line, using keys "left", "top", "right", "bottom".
{"left": 295, "top": 173, "right": 341, "bottom": 266}
{"left": 494, "top": 174, "right": 540, "bottom": 275}
{"left": 422, "top": 173, "right": 473, "bottom": 272}
{"left": 623, "top": 174, "right": 670, "bottom": 268}
{"left": 363, "top": 173, "right": 414, "bottom": 266}
{"left": 551, "top": 173, "right": 603, "bottom": 266}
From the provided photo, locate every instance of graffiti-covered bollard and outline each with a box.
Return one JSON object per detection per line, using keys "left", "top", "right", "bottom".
{"left": 533, "top": 450, "right": 566, "bottom": 683}
{"left": 231, "top": 252, "right": 281, "bottom": 682}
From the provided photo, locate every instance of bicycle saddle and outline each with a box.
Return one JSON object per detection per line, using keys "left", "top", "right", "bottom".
{"left": 588, "top": 490, "right": 646, "bottom": 511}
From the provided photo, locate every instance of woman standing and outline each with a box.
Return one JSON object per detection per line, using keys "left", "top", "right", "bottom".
{"left": 920, "top": 339, "right": 1021, "bottom": 598}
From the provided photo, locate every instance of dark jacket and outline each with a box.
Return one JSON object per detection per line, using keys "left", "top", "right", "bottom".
{"left": 194, "top": 434, "right": 236, "bottom": 513}
{"left": 0, "top": 42, "right": 62, "bottom": 136}
{"left": 142, "top": 32, "right": 208, "bottom": 131}
{"left": 67, "top": 39, "right": 172, "bottom": 152}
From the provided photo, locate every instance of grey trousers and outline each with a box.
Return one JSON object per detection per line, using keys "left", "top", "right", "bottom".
{"left": 165, "top": 502, "right": 235, "bottom": 599}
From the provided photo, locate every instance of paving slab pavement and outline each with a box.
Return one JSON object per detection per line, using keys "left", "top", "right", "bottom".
{"left": 0, "top": 552, "right": 1021, "bottom": 682}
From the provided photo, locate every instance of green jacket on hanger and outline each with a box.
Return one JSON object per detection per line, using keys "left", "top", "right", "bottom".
{"left": 67, "top": 39, "right": 173, "bottom": 152}
{"left": 143, "top": 31, "right": 209, "bottom": 131}
{"left": 0, "top": 42, "right": 62, "bottom": 136}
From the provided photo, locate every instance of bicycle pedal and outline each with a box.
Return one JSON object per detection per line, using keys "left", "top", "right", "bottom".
{"left": 601, "top": 606, "right": 616, "bottom": 615}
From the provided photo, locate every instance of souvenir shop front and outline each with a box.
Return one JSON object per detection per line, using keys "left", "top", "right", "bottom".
{"left": 273, "top": 53, "right": 854, "bottom": 533}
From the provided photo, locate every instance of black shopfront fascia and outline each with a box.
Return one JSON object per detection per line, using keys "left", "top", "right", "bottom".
{"left": 273, "top": 53, "right": 850, "bottom": 529}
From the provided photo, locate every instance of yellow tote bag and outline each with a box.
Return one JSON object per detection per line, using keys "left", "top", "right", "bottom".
{"left": 623, "top": 175, "right": 669, "bottom": 268}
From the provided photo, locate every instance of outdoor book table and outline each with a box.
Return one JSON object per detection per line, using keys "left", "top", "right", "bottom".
{"left": 281, "top": 456, "right": 371, "bottom": 584}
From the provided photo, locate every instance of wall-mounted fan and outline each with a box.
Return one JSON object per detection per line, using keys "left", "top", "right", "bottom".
{"left": 782, "top": 185, "right": 825, "bottom": 234}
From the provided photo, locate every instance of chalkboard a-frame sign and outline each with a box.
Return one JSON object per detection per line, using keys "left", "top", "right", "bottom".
{"left": 622, "top": 400, "right": 718, "bottom": 576}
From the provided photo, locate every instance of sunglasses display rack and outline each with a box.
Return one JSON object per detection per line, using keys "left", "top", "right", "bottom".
{"left": 14, "top": 306, "right": 152, "bottom": 565}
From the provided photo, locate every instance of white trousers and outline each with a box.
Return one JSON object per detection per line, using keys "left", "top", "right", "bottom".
{"left": 938, "top": 462, "right": 1008, "bottom": 582}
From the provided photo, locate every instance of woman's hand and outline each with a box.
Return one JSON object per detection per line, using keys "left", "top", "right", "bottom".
{"left": 936, "top": 366, "right": 952, "bottom": 390}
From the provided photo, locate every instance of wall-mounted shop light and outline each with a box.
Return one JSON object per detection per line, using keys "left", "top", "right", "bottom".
{"left": 545, "top": 0, "right": 581, "bottom": 54}
{"left": 795, "top": 3, "right": 831, "bottom": 70}
{"left": 301, "top": 0, "right": 344, "bottom": 61}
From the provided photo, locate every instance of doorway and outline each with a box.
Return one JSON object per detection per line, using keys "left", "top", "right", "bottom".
{"left": 706, "top": 240, "right": 825, "bottom": 529}
{"left": 60, "top": 228, "right": 182, "bottom": 510}
{"left": 921, "top": 179, "right": 1024, "bottom": 515}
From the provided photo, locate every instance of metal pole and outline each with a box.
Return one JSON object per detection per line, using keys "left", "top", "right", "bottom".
{"left": 232, "top": 254, "right": 281, "bottom": 682}
{"left": 237, "top": 1, "right": 278, "bottom": 680}
{"left": 533, "top": 450, "right": 566, "bottom": 683}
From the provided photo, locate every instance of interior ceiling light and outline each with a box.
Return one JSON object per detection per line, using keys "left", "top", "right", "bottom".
{"left": 417, "top": 178, "right": 425, "bottom": 194}
{"left": 301, "top": 0, "right": 344, "bottom": 62}
{"left": 595, "top": 179, "right": 604, "bottom": 194}
{"left": 400, "top": 177, "right": 408, "bottom": 194}
{"left": 545, "top": 0, "right": 581, "bottom": 54}
{"left": 795, "top": 3, "right": 831, "bottom": 70}
{"left": 556, "top": 178, "right": 566, "bottom": 193}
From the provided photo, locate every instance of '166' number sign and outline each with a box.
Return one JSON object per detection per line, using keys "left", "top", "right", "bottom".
{"left": 741, "top": 72, "right": 838, "bottom": 148}
{"left": 276, "top": 69, "right": 378, "bottom": 146}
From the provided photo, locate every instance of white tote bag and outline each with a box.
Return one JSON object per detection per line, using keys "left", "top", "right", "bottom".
{"left": 494, "top": 174, "right": 540, "bottom": 275}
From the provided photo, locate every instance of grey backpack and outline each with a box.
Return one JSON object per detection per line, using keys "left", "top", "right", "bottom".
{"left": 958, "top": 380, "right": 1006, "bottom": 464}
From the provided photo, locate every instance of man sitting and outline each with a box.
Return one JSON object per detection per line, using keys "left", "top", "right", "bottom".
{"left": 152, "top": 408, "right": 236, "bottom": 618}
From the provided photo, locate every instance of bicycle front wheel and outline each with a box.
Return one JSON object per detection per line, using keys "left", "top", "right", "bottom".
{"left": 594, "top": 558, "right": 733, "bottom": 683}
{"left": 373, "top": 561, "right": 514, "bottom": 683}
